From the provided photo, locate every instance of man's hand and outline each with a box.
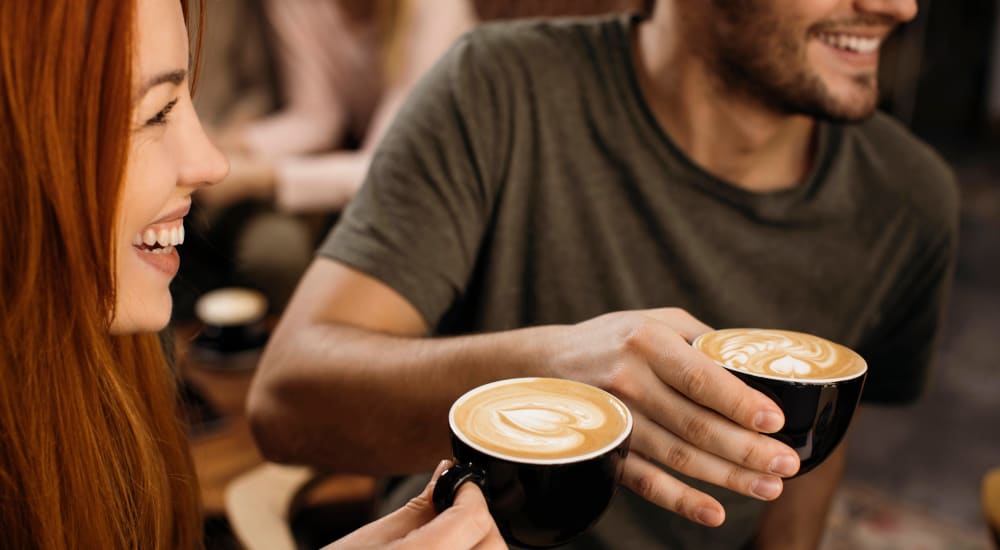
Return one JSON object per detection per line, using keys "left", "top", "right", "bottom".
{"left": 323, "top": 460, "right": 506, "bottom": 550}
{"left": 549, "top": 308, "right": 801, "bottom": 526}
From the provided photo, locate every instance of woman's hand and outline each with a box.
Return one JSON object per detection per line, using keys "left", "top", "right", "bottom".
{"left": 322, "top": 460, "right": 505, "bottom": 550}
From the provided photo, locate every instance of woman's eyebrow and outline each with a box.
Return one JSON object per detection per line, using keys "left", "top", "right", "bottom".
{"left": 136, "top": 69, "right": 187, "bottom": 100}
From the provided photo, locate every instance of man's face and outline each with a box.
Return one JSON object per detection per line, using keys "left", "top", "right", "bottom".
{"left": 704, "top": 0, "right": 917, "bottom": 122}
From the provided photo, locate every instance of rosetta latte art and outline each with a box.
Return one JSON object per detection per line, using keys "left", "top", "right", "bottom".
{"left": 453, "top": 379, "right": 629, "bottom": 460}
{"left": 695, "top": 329, "right": 866, "bottom": 381}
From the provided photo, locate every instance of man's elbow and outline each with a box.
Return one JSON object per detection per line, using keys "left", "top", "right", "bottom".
{"left": 246, "top": 370, "right": 302, "bottom": 464}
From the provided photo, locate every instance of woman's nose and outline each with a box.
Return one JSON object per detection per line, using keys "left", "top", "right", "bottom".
{"left": 177, "top": 112, "right": 230, "bottom": 189}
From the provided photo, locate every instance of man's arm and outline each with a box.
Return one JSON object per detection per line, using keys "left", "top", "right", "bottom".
{"left": 248, "top": 258, "right": 803, "bottom": 527}
{"left": 752, "top": 440, "right": 848, "bottom": 549}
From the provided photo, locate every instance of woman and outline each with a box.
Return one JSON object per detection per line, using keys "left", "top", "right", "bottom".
{"left": 0, "top": 1, "right": 502, "bottom": 548}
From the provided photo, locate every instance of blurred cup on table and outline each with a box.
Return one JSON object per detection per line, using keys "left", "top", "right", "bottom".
{"left": 693, "top": 328, "right": 867, "bottom": 476}
{"left": 433, "top": 377, "right": 632, "bottom": 549}
{"left": 191, "top": 287, "right": 269, "bottom": 369}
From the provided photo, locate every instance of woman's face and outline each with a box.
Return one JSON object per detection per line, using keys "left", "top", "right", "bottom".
{"left": 110, "top": 0, "right": 228, "bottom": 334}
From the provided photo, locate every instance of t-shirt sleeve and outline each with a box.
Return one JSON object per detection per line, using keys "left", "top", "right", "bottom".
{"left": 857, "top": 176, "right": 960, "bottom": 404}
{"left": 317, "top": 32, "right": 509, "bottom": 328}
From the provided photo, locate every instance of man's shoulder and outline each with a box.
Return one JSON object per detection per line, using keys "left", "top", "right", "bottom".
{"left": 456, "top": 14, "right": 623, "bottom": 72}
{"left": 842, "top": 112, "right": 959, "bottom": 234}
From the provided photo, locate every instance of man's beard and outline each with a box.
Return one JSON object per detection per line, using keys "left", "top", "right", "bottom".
{"left": 706, "top": 1, "right": 882, "bottom": 123}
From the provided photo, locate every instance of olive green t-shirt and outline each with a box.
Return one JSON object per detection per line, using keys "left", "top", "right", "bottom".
{"left": 319, "top": 14, "right": 959, "bottom": 549}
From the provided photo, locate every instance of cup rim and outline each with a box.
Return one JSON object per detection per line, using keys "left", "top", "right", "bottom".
{"left": 692, "top": 330, "right": 868, "bottom": 385}
{"left": 448, "top": 377, "right": 633, "bottom": 465}
{"left": 195, "top": 287, "right": 268, "bottom": 328}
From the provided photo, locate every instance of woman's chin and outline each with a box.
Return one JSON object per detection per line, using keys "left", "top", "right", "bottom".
{"left": 109, "top": 295, "right": 173, "bottom": 335}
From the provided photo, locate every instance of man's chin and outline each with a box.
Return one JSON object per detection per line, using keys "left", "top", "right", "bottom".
{"left": 815, "top": 78, "right": 880, "bottom": 122}
{"left": 825, "top": 96, "right": 878, "bottom": 122}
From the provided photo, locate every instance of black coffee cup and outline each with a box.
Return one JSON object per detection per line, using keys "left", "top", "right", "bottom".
{"left": 432, "top": 377, "right": 632, "bottom": 548}
{"left": 191, "top": 287, "right": 269, "bottom": 368}
{"left": 728, "top": 369, "right": 865, "bottom": 475}
{"left": 694, "top": 329, "right": 867, "bottom": 476}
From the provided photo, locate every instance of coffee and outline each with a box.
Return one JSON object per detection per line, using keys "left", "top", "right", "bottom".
{"left": 195, "top": 287, "right": 267, "bottom": 327}
{"left": 191, "top": 287, "right": 269, "bottom": 362}
{"left": 437, "top": 378, "right": 632, "bottom": 547}
{"left": 694, "top": 328, "right": 866, "bottom": 382}
{"left": 693, "top": 328, "right": 867, "bottom": 475}
{"left": 450, "top": 378, "right": 631, "bottom": 462}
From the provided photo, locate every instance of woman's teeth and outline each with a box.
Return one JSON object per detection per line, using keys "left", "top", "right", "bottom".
{"left": 816, "top": 32, "right": 880, "bottom": 54}
{"left": 133, "top": 222, "right": 185, "bottom": 252}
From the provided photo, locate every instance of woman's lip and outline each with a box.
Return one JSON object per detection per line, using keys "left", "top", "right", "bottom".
{"left": 150, "top": 201, "right": 191, "bottom": 225}
{"left": 133, "top": 245, "right": 180, "bottom": 277}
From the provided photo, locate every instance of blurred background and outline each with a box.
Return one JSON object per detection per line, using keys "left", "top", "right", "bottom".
{"left": 172, "top": 1, "right": 999, "bottom": 548}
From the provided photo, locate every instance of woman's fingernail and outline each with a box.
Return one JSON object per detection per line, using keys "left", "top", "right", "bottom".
{"left": 433, "top": 459, "right": 450, "bottom": 477}
{"left": 753, "top": 411, "right": 783, "bottom": 432}
{"left": 695, "top": 507, "right": 723, "bottom": 526}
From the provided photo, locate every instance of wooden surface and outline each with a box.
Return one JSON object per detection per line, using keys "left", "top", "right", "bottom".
{"left": 178, "top": 328, "right": 265, "bottom": 516}
{"left": 176, "top": 324, "right": 377, "bottom": 520}
{"left": 984, "top": 468, "right": 1000, "bottom": 547}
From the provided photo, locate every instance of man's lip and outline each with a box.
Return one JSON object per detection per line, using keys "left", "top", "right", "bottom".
{"left": 149, "top": 201, "right": 191, "bottom": 225}
{"left": 811, "top": 27, "right": 892, "bottom": 40}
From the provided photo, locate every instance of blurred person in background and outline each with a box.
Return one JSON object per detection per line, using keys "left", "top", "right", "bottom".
{"left": 179, "top": 0, "right": 644, "bottom": 316}
{"left": 249, "top": 0, "right": 959, "bottom": 548}
{"left": 0, "top": 1, "right": 502, "bottom": 548}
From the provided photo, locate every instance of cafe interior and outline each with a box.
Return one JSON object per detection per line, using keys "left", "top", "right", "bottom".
{"left": 153, "top": 0, "right": 1000, "bottom": 548}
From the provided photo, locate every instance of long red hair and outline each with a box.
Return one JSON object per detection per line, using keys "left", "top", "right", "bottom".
{"left": 0, "top": 1, "right": 204, "bottom": 548}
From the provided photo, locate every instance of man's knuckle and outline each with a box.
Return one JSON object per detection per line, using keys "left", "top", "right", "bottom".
{"left": 680, "top": 414, "right": 713, "bottom": 446}
{"left": 672, "top": 492, "right": 696, "bottom": 517}
{"left": 622, "top": 321, "right": 655, "bottom": 354}
{"left": 665, "top": 445, "right": 692, "bottom": 471}
{"left": 724, "top": 465, "right": 744, "bottom": 491}
{"left": 728, "top": 392, "right": 749, "bottom": 423}
{"left": 667, "top": 307, "right": 693, "bottom": 321}
{"left": 632, "top": 473, "right": 661, "bottom": 503}
{"left": 679, "top": 362, "right": 708, "bottom": 398}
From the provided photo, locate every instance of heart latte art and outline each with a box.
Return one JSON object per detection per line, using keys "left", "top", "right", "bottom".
{"left": 694, "top": 329, "right": 867, "bottom": 382}
{"left": 451, "top": 378, "right": 631, "bottom": 461}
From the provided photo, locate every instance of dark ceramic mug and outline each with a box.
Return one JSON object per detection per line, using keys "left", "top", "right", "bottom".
{"left": 694, "top": 329, "right": 868, "bottom": 476}
{"left": 191, "top": 287, "right": 269, "bottom": 368}
{"left": 432, "top": 377, "right": 632, "bottom": 548}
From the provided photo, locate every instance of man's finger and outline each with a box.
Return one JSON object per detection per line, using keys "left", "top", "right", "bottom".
{"left": 629, "top": 413, "right": 789, "bottom": 500}
{"left": 640, "top": 308, "right": 714, "bottom": 343}
{"left": 631, "top": 326, "right": 785, "bottom": 433}
{"left": 620, "top": 453, "right": 726, "bottom": 527}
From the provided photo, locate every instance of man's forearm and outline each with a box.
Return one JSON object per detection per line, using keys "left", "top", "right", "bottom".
{"left": 752, "top": 441, "right": 847, "bottom": 549}
{"left": 248, "top": 320, "right": 566, "bottom": 474}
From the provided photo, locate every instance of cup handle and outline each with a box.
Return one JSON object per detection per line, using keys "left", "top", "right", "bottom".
{"left": 432, "top": 463, "right": 488, "bottom": 513}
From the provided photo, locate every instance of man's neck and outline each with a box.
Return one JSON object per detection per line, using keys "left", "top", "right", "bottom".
{"left": 633, "top": 10, "right": 817, "bottom": 193}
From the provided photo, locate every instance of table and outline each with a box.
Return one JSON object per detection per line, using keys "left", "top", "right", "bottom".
{"left": 177, "top": 328, "right": 265, "bottom": 516}
{"left": 176, "top": 325, "right": 377, "bottom": 522}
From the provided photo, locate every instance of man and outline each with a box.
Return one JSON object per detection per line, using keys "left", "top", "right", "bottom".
{"left": 248, "top": 0, "right": 958, "bottom": 547}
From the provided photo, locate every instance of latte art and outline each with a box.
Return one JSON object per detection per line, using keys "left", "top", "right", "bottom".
{"left": 694, "top": 329, "right": 866, "bottom": 382}
{"left": 451, "top": 378, "right": 631, "bottom": 461}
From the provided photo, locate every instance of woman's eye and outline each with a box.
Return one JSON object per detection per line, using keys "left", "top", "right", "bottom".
{"left": 145, "top": 98, "right": 178, "bottom": 127}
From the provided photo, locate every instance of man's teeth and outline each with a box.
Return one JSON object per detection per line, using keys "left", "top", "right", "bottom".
{"left": 133, "top": 223, "right": 185, "bottom": 248}
{"left": 817, "top": 32, "right": 880, "bottom": 54}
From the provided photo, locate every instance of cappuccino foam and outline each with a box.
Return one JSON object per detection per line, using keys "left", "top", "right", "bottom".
{"left": 694, "top": 329, "right": 866, "bottom": 382}
{"left": 451, "top": 378, "right": 631, "bottom": 462}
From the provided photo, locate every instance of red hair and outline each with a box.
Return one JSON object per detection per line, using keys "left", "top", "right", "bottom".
{"left": 0, "top": 1, "right": 203, "bottom": 548}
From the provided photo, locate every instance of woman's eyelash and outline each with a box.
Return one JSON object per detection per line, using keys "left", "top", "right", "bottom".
{"left": 146, "top": 98, "right": 178, "bottom": 126}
